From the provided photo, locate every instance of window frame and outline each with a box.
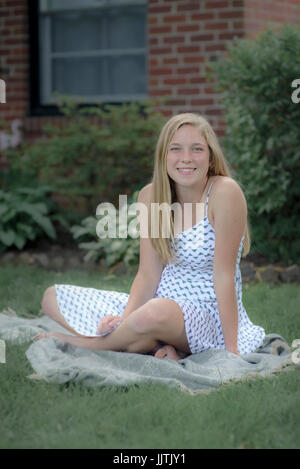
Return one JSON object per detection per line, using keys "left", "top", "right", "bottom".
{"left": 28, "top": 0, "right": 148, "bottom": 116}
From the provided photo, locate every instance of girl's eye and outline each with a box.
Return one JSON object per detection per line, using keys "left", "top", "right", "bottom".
{"left": 170, "top": 147, "right": 180, "bottom": 151}
{"left": 193, "top": 147, "right": 203, "bottom": 151}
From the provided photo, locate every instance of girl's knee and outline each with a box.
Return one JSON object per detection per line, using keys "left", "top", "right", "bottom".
{"left": 130, "top": 299, "right": 169, "bottom": 335}
{"left": 41, "top": 285, "right": 56, "bottom": 313}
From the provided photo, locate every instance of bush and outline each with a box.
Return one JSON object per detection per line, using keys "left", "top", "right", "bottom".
{"left": 71, "top": 191, "right": 140, "bottom": 267}
{"left": 211, "top": 25, "right": 300, "bottom": 264}
{"left": 0, "top": 184, "right": 69, "bottom": 252}
{"left": 8, "top": 97, "right": 165, "bottom": 215}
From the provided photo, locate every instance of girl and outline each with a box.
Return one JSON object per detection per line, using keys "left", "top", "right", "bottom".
{"left": 34, "top": 113, "right": 265, "bottom": 360}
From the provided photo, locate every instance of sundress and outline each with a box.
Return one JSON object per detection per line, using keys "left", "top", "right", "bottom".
{"left": 55, "top": 182, "right": 265, "bottom": 355}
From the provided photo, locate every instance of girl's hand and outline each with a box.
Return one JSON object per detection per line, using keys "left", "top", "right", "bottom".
{"left": 33, "top": 331, "right": 57, "bottom": 341}
{"left": 97, "top": 315, "right": 122, "bottom": 336}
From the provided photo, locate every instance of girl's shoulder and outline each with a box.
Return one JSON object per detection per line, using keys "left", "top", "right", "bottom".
{"left": 209, "top": 176, "right": 247, "bottom": 215}
{"left": 210, "top": 176, "right": 245, "bottom": 198}
{"left": 138, "top": 183, "right": 153, "bottom": 203}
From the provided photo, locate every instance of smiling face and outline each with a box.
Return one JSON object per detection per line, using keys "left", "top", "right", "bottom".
{"left": 166, "top": 124, "right": 210, "bottom": 190}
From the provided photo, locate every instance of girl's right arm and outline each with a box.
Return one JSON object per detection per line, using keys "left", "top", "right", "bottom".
{"left": 97, "top": 184, "right": 164, "bottom": 333}
{"left": 122, "top": 183, "right": 164, "bottom": 319}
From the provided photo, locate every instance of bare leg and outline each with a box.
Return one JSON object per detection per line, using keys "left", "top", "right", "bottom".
{"left": 41, "top": 286, "right": 90, "bottom": 338}
{"left": 35, "top": 294, "right": 191, "bottom": 356}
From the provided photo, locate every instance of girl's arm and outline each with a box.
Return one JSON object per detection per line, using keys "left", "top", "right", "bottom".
{"left": 211, "top": 178, "right": 247, "bottom": 355}
{"left": 97, "top": 183, "right": 164, "bottom": 334}
{"left": 120, "top": 183, "right": 164, "bottom": 319}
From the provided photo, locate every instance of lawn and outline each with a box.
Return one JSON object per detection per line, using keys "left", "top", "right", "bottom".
{"left": 0, "top": 263, "right": 299, "bottom": 449}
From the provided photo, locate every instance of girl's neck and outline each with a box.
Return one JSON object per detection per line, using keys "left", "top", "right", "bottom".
{"left": 176, "top": 176, "right": 209, "bottom": 206}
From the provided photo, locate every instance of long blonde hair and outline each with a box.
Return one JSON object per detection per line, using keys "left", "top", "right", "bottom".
{"left": 148, "top": 113, "right": 250, "bottom": 265}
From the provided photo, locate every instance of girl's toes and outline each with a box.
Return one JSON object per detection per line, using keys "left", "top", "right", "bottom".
{"left": 154, "top": 346, "right": 169, "bottom": 359}
{"left": 154, "top": 345, "right": 181, "bottom": 360}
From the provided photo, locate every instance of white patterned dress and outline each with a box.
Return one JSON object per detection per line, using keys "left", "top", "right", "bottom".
{"left": 55, "top": 182, "right": 265, "bottom": 355}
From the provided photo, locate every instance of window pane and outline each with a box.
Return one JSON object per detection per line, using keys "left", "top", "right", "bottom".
{"left": 51, "top": 11, "right": 105, "bottom": 53}
{"left": 39, "top": 1, "right": 148, "bottom": 102}
{"left": 108, "top": 55, "right": 147, "bottom": 95}
{"left": 52, "top": 55, "right": 147, "bottom": 97}
{"left": 51, "top": 7, "right": 146, "bottom": 53}
{"left": 107, "top": 7, "right": 146, "bottom": 49}
{"left": 52, "top": 57, "right": 107, "bottom": 96}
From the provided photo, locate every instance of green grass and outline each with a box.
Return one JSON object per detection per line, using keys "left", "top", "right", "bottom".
{"left": 0, "top": 263, "right": 299, "bottom": 449}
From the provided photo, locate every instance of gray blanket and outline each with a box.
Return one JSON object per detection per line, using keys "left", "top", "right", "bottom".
{"left": 0, "top": 308, "right": 294, "bottom": 395}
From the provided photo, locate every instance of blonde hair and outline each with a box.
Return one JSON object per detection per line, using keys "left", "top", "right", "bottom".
{"left": 148, "top": 113, "right": 250, "bottom": 265}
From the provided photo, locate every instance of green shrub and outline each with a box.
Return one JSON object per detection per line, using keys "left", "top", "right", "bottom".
{"left": 211, "top": 25, "right": 300, "bottom": 264}
{"left": 0, "top": 185, "right": 69, "bottom": 252}
{"left": 71, "top": 191, "right": 140, "bottom": 267}
{"left": 9, "top": 97, "right": 164, "bottom": 215}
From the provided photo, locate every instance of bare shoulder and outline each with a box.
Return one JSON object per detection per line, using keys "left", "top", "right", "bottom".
{"left": 209, "top": 176, "right": 247, "bottom": 223}
{"left": 138, "top": 183, "right": 153, "bottom": 204}
{"left": 211, "top": 176, "right": 246, "bottom": 204}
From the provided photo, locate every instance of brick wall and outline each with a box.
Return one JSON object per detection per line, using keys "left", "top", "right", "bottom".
{"left": 0, "top": 0, "right": 300, "bottom": 150}
{"left": 0, "top": 0, "right": 30, "bottom": 122}
{"left": 147, "top": 0, "right": 300, "bottom": 134}
{"left": 244, "top": 0, "right": 300, "bottom": 38}
{"left": 148, "top": 0, "right": 245, "bottom": 135}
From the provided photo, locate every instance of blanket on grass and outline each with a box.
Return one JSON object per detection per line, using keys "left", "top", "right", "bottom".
{"left": 0, "top": 308, "right": 294, "bottom": 395}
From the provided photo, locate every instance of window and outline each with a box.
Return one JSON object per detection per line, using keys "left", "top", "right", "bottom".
{"left": 38, "top": 0, "right": 148, "bottom": 104}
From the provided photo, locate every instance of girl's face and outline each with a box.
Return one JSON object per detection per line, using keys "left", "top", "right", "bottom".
{"left": 166, "top": 124, "right": 210, "bottom": 188}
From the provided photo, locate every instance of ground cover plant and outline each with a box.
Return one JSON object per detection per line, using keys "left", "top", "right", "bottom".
{"left": 0, "top": 263, "right": 299, "bottom": 449}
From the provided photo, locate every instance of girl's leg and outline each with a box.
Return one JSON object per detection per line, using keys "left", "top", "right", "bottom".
{"left": 38, "top": 290, "right": 190, "bottom": 356}
{"left": 41, "top": 286, "right": 87, "bottom": 337}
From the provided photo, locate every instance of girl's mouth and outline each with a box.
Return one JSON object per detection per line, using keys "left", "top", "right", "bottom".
{"left": 177, "top": 168, "right": 196, "bottom": 174}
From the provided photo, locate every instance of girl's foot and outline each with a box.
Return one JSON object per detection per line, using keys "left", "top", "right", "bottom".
{"left": 154, "top": 344, "right": 183, "bottom": 361}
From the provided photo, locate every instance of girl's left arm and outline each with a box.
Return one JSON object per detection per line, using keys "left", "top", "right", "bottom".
{"left": 211, "top": 178, "right": 247, "bottom": 355}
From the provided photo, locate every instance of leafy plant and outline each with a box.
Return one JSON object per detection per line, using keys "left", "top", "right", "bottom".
{"left": 71, "top": 191, "right": 140, "bottom": 267}
{"left": 0, "top": 185, "right": 69, "bottom": 252}
{"left": 211, "top": 25, "right": 300, "bottom": 264}
{"left": 8, "top": 96, "right": 165, "bottom": 215}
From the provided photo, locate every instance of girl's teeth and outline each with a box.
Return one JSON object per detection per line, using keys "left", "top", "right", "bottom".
{"left": 178, "top": 169, "right": 195, "bottom": 172}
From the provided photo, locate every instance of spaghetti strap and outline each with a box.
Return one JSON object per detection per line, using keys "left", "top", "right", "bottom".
{"left": 205, "top": 181, "right": 215, "bottom": 216}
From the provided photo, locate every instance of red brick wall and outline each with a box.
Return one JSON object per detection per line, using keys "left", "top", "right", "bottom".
{"left": 148, "top": 0, "right": 245, "bottom": 135}
{"left": 147, "top": 0, "right": 300, "bottom": 134}
{"left": 0, "top": 0, "right": 300, "bottom": 147}
{"left": 0, "top": 0, "right": 30, "bottom": 125}
{"left": 244, "top": 0, "right": 300, "bottom": 38}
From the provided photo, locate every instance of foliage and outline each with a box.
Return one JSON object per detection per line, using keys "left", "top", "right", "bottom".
{"left": 0, "top": 184, "right": 69, "bottom": 252}
{"left": 71, "top": 191, "right": 140, "bottom": 267}
{"left": 211, "top": 25, "right": 300, "bottom": 264}
{"left": 8, "top": 96, "right": 165, "bottom": 214}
